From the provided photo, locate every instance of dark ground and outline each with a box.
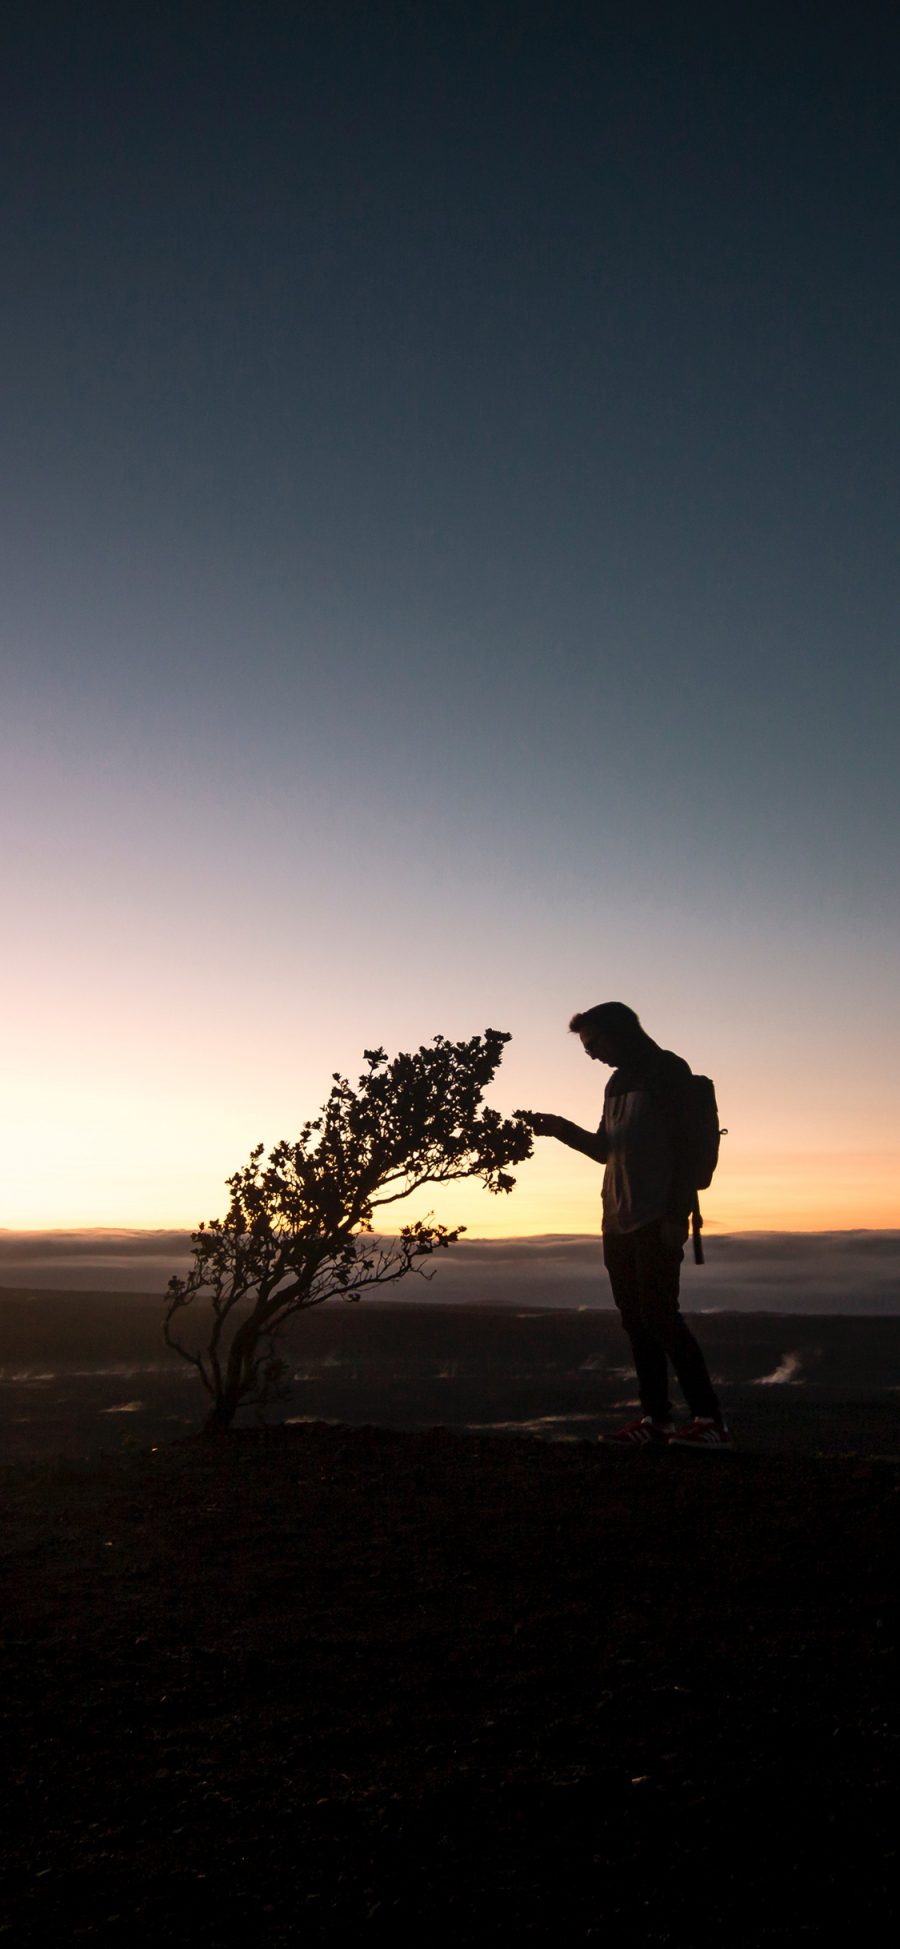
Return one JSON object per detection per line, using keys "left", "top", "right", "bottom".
{"left": 3, "top": 1414, "right": 898, "bottom": 1941}
{"left": 2, "top": 1301, "right": 898, "bottom": 1939}
{"left": 3, "top": 1297, "right": 900, "bottom": 1461}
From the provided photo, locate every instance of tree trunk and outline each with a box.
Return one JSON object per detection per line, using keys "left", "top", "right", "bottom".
{"left": 202, "top": 1308, "right": 268, "bottom": 1434}
{"left": 202, "top": 1394, "right": 239, "bottom": 1435}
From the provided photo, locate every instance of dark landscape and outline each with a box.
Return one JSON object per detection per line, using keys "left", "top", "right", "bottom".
{"left": 2, "top": 1291, "right": 900, "bottom": 1462}
{"left": 2, "top": 1295, "right": 898, "bottom": 1938}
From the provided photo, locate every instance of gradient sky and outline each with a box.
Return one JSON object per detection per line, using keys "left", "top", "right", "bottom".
{"left": 2, "top": 1, "right": 898, "bottom": 1236}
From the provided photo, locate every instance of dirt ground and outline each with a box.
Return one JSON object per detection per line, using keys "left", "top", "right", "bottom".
{"left": 2, "top": 1421, "right": 897, "bottom": 1941}
{"left": 4, "top": 1301, "right": 900, "bottom": 1463}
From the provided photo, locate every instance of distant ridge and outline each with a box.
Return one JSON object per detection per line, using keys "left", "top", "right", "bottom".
{"left": 1, "top": 1229, "right": 899, "bottom": 1311}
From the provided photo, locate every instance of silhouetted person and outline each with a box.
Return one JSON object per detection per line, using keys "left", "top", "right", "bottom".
{"left": 528, "top": 1002, "right": 730, "bottom": 1448}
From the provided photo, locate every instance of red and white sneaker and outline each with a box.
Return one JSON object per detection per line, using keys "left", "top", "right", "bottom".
{"left": 670, "top": 1417, "right": 732, "bottom": 1449}
{"left": 603, "top": 1415, "right": 675, "bottom": 1447}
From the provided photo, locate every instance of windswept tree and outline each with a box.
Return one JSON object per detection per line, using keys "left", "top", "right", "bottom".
{"left": 164, "top": 1029, "right": 532, "bottom": 1432}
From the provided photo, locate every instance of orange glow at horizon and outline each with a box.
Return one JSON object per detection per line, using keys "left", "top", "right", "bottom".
{"left": 2, "top": 1093, "right": 897, "bottom": 1235}
{"left": 2, "top": 954, "right": 898, "bottom": 1236}
{"left": 359, "top": 1144, "right": 900, "bottom": 1239}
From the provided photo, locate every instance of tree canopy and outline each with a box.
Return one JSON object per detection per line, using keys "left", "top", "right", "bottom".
{"left": 164, "top": 1029, "right": 532, "bottom": 1430}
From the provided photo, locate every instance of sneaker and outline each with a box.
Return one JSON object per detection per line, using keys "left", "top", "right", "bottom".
{"left": 669, "top": 1417, "right": 732, "bottom": 1449}
{"left": 603, "top": 1415, "right": 674, "bottom": 1447}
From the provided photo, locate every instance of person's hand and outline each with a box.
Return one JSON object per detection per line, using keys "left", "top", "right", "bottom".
{"left": 518, "top": 1111, "right": 564, "bottom": 1139}
{"left": 660, "top": 1218, "right": 689, "bottom": 1253}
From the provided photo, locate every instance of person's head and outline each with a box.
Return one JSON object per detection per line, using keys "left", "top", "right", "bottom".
{"left": 569, "top": 1001, "right": 643, "bottom": 1067}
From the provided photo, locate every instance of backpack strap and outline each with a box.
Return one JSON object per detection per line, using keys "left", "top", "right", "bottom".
{"left": 691, "top": 1200, "right": 705, "bottom": 1265}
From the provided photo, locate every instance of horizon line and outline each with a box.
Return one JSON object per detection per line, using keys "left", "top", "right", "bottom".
{"left": 2, "top": 1225, "right": 899, "bottom": 1247}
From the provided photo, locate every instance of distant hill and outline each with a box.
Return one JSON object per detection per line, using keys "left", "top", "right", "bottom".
{"left": 1, "top": 1227, "right": 899, "bottom": 1312}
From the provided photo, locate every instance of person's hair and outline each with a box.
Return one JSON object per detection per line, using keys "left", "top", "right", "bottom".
{"left": 568, "top": 1001, "right": 643, "bottom": 1042}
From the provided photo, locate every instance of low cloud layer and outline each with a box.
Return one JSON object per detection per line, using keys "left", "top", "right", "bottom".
{"left": 0, "top": 1229, "right": 898, "bottom": 1313}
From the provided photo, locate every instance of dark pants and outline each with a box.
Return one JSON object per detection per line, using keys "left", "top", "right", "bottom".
{"left": 602, "top": 1221, "right": 720, "bottom": 1423}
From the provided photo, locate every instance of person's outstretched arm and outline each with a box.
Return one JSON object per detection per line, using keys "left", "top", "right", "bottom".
{"left": 521, "top": 1112, "right": 608, "bottom": 1163}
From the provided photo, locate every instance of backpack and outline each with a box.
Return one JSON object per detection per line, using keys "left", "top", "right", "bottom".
{"left": 684, "top": 1074, "right": 726, "bottom": 1264}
